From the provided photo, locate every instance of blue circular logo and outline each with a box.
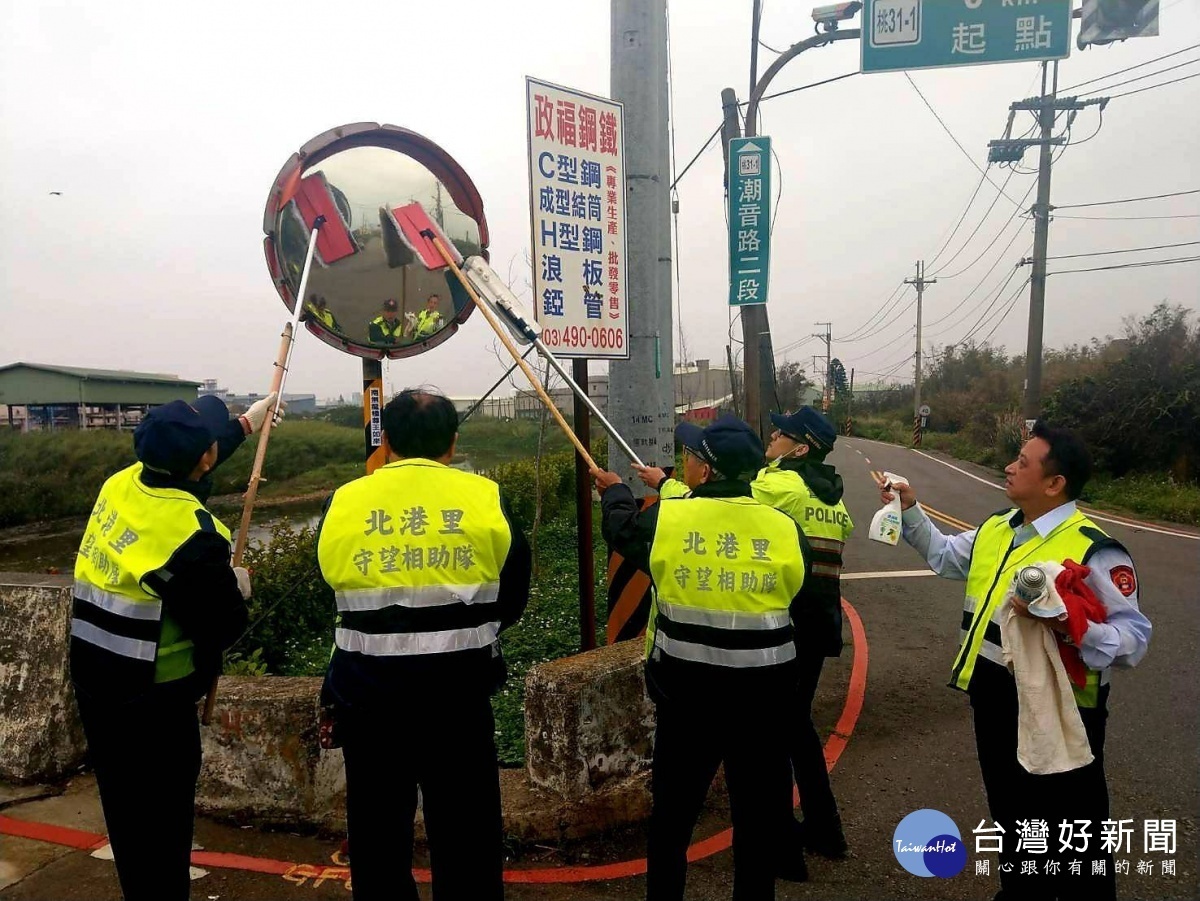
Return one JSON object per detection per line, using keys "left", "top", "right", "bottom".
{"left": 893, "top": 809, "right": 967, "bottom": 878}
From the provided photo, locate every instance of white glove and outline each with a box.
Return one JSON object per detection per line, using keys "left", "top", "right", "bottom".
{"left": 241, "top": 392, "right": 285, "bottom": 434}
{"left": 233, "top": 566, "right": 252, "bottom": 600}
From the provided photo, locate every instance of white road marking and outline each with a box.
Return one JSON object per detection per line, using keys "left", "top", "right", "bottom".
{"left": 911, "top": 449, "right": 1200, "bottom": 542}
{"left": 842, "top": 570, "right": 938, "bottom": 581}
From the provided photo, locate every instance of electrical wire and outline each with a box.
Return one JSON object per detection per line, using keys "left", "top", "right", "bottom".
{"left": 925, "top": 258, "right": 1027, "bottom": 339}
{"left": 1058, "top": 42, "right": 1200, "bottom": 93}
{"left": 1076, "top": 56, "right": 1200, "bottom": 97}
{"left": 975, "top": 276, "right": 1033, "bottom": 346}
{"left": 1108, "top": 71, "right": 1200, "bottom": 100}
{"left": 905, "top": 72, "right": 1023, "bottom": 205}
{"left": 1048, "top": 256, "right": 1200, "bottom": 275}
{"left": 668, "top": 122, "right": 722, "bottom": 192}
{"left": 755, "top": 70, "right": 859, "bottom": 103}
{"left": 839, "top": 284, "right": 913, "bottom": 343}
{"left": 839, "top": 291, "right": 918, "bottom": 345}
{"left": 952, "top": 275, "right": 1031, "bottom": 347}
{"left": 926, "top": 170, "right": 1032, "bottom": 277}
{"left": 1044, "top": 241, "right": 1200, "bottom": 261}
{"left": 665, "top": 0, "right": 689, "bottom": 373}
{"left": 1056, "top": 189, "right": 1200, "bottom": 209}
{"left": 924, "top": 228, "right": 1029, "bottom": 329}
{"left": 1054, "top": 212, "right": 1200, "bottom": 221}
{"left": 837, "top": 282, "right": 909, "bottom": 341}
{"left": 926, "top": 171, "right": 989, "bottom": 270}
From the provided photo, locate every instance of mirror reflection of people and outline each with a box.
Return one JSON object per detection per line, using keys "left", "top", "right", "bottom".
{"left": 304, "top": 294, "right": 342, "bottom": 333}
{"left": 368, "top": 298, "right": 403, "bottom": 345}
{"left": 406, "top": 294, "right": 444, "bottom": 341}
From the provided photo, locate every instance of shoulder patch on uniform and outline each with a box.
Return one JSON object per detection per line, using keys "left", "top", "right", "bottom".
{"left": 195, "top": 509, "right": 217, "bottom": 533}
{"left": 1110, "top": 565, "right": 1137, "bottom": 598}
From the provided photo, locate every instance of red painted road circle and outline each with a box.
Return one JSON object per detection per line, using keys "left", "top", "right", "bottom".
{"left": 0, "top": 599, "right": 869, "bottom": 886}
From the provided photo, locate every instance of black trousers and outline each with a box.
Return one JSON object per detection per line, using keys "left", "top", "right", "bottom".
{"left": 969, "top": 665, "right": 1115, "bottom": 901}
{"left": 339, "top": 690, "right": 503, "bottom": 901}
{"left": 75, "top": 687, "right": 201, "bottom": 901}
{"left": 790, "top": 656, "right": 839, "bottom": 827}
{"left": 647, "top": 696, "right": 791, "bottom": 901}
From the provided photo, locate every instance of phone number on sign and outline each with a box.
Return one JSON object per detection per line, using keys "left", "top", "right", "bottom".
{"left": 540, "top": 325, "right": 625, "bottom": 351}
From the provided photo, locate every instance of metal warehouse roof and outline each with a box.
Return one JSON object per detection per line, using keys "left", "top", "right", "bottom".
{"left": 0, "top": 362, "right": 200, "bottom": 386}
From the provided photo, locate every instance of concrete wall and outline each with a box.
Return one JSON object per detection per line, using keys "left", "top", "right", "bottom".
{"left": 0, "top": 576, "right": 86, "bottom": 783}
{"left": 0, "top": 575, "right": 654, "bottom": 839}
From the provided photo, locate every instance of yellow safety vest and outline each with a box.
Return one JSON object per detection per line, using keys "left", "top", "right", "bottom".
{"left": 72, "top": 463, "right": 231, "bottom": 686}
{"left": 318, "top": 459, "right": 512, "bottom": 658}
{"left": 952, "top": 507, "right": 1122, "bottom": 707}
{"left": 370, "top": 316, "right": 402, "bottom": 340}
{"left": 312, "top": 307, "right": 336, "bottom": 329}
{"left": 647, "top": 495, "right": 804, "bottom": 668}
{"left": 414, "top": 309, "right": 443, "bottom": 338}
{"left": 752, "top": 460, "right": 853, "bottom": 579}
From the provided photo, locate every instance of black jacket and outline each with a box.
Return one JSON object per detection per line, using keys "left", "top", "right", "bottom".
{"left": 600, "top": 479, "right": 811, "bottom": 705}
{"left": 72, "top": 419, "right": 250, "bottom": 703}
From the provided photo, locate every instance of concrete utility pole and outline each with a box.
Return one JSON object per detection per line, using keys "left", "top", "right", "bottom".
{"left": 609, "top": 0, "right": 674, "bottom": 492}
{"left": 904, "top": 260, "right": 935, "bottom": 422}
{"left": 1025, "top": 62, "right": 1057, "bottom": 426}
{"left": 813, "top": 322, "right": 832, "bottom": 410}
{"left": 988, "top": 63, "right": 1105, "bottom": 426}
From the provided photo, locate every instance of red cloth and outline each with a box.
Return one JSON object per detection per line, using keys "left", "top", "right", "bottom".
{"left": 1054, "top": 560, "right": 1108, "bottom": 687}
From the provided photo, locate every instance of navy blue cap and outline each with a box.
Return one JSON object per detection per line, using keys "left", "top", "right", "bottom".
{"left": 134, "top": 395, "right": 229, "bottom": 477}
{"left": 770, "top": 406, "right": 837, "bottom": 453}
{"left": 674, "top": 414, "right": 764, "bottom": 480}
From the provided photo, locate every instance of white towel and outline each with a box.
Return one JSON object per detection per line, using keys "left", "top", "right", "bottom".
{"left": 999, "top": 562, "right": 1094, "bottom": 775}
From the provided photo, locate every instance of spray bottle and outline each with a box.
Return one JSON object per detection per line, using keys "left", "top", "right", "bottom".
{"left": 869, "top": 471, "right": 908, "bottom": 545}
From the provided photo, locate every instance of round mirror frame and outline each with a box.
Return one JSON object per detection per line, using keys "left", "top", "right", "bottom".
{"left": 262, "top": 122, "right": 490, "bottom": 360}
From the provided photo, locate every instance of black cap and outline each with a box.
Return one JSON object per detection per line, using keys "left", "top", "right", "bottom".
{"left": 134, "top": 395, "right": 229, "bottom": 477}
{"left": 674, "top": 414, "right": 764, "bottom": 480}
{"left": 769, "top": 406, "right": 837, "bottom": 453}
{"left": 382, "top": 298, "right": 399, "bottom": 311}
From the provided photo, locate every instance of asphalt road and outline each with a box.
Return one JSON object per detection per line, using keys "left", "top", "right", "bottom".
{"left": 3, "top": 439, "right": 1197, "bottom": 900}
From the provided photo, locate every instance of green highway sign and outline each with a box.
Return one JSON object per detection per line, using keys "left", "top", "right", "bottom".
{"left": 728, "top": 136, "right": 772, "bottom": 307}
{"left": 861, "top": 0, "right": 1073, "bottom": 74}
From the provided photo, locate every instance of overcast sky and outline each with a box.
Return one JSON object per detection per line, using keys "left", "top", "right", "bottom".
{"left": 2, "top": 1, "right": 1197, "bottom": 401}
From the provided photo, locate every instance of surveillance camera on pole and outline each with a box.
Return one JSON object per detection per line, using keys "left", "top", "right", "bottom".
{"left": 812, "top": 2, "right": 861, "bottom": 29}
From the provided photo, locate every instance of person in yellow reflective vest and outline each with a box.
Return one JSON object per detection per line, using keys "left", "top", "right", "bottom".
{"left": 71, "top": 392, "right": 280, "bottom": 901}
{"left": 636, "top": 406, "right": 853, "bottom": 872}
{"left": 882, "top": 421, "right": 1151, "bottom": 901}
{"left": 317, "top": 389, "right": 531, "bottom": 901}
{"left": 405, "top": 293, "right": 445, "bottom": 341}
{"left": 303, "top": 294, "right": 342, "bottom": 333}
{"left": 594, "top": 415, "right": 812, "bottom": 900}
{"left": 366, "top": 298, "right": 402, "bottom": 344}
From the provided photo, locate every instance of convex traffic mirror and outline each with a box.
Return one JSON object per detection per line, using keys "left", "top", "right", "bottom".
{"left": 263, "top": 123, "right": 489, "bottom": 359}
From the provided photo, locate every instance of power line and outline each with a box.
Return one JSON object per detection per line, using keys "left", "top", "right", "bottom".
{"left": 1058, "top": 42, "right": 1200, "bottom": 93}
{"left": 1109, "top": 71, "right": 1200, "bottom": 100}
{"left": 1043, "top": 241, "right": 1200, "bottom": 261}
{"left": 975, "top": 277, "right": 1033, "bottom": 346}
{"left": 839, "top": 291, "right": 918, "bottom": 344}
{"left": 1048, "top": 256, "right": 1200, "bottom": 276}
{"left": 1054, "top": 212, "right": 1200, "bottom": 221}
{"left": 925, "top": 230, "right": 1029, "bottom": 329}
{"left": 954, "top": 275, "right": 1031, "bottom": 347}
{"left": 756, "top": 71, "right": 859, "bottom": 104}
{"left": 932, "top": 175, "right": 1035, "bottom": 279}
{"left": 1056, "top": 188, "right": 1200, "bottom": 209}
{"left": 1076, "top": 56, "right": 1200, "bottom": 97}
{"left": 905, "top": 73, "right": 1022, "bottom": 205}
{"left": 926, "top": 171, "right": 990, "bottom": 270}
{"left": 926, "top": 259, "right": 1026, "bottom": 339}
{"left": 837, "top": 282, "right": 909, "bottom": 341}
{"left": 668, "top": 122, "right": 722, "bottom": 192}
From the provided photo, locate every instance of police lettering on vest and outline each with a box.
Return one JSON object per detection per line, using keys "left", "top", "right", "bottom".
{"left": 804, "top": 506, "right": 851, "bottom": 527}
{"left": 952, "top": 507, "right": 1125, "bottom": 708}
{"left": 318, "top": 459, "right": 512, "bottom": 660}
{"left": 646, "top": 496, "right": 805, "bottom": 669}
{"left": 72, "top": 463, "right": 231, "bottom": 688}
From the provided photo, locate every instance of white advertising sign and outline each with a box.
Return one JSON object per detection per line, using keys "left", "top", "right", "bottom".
{"left": 526, "top": 77, "right": 629, "bottom": 359}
